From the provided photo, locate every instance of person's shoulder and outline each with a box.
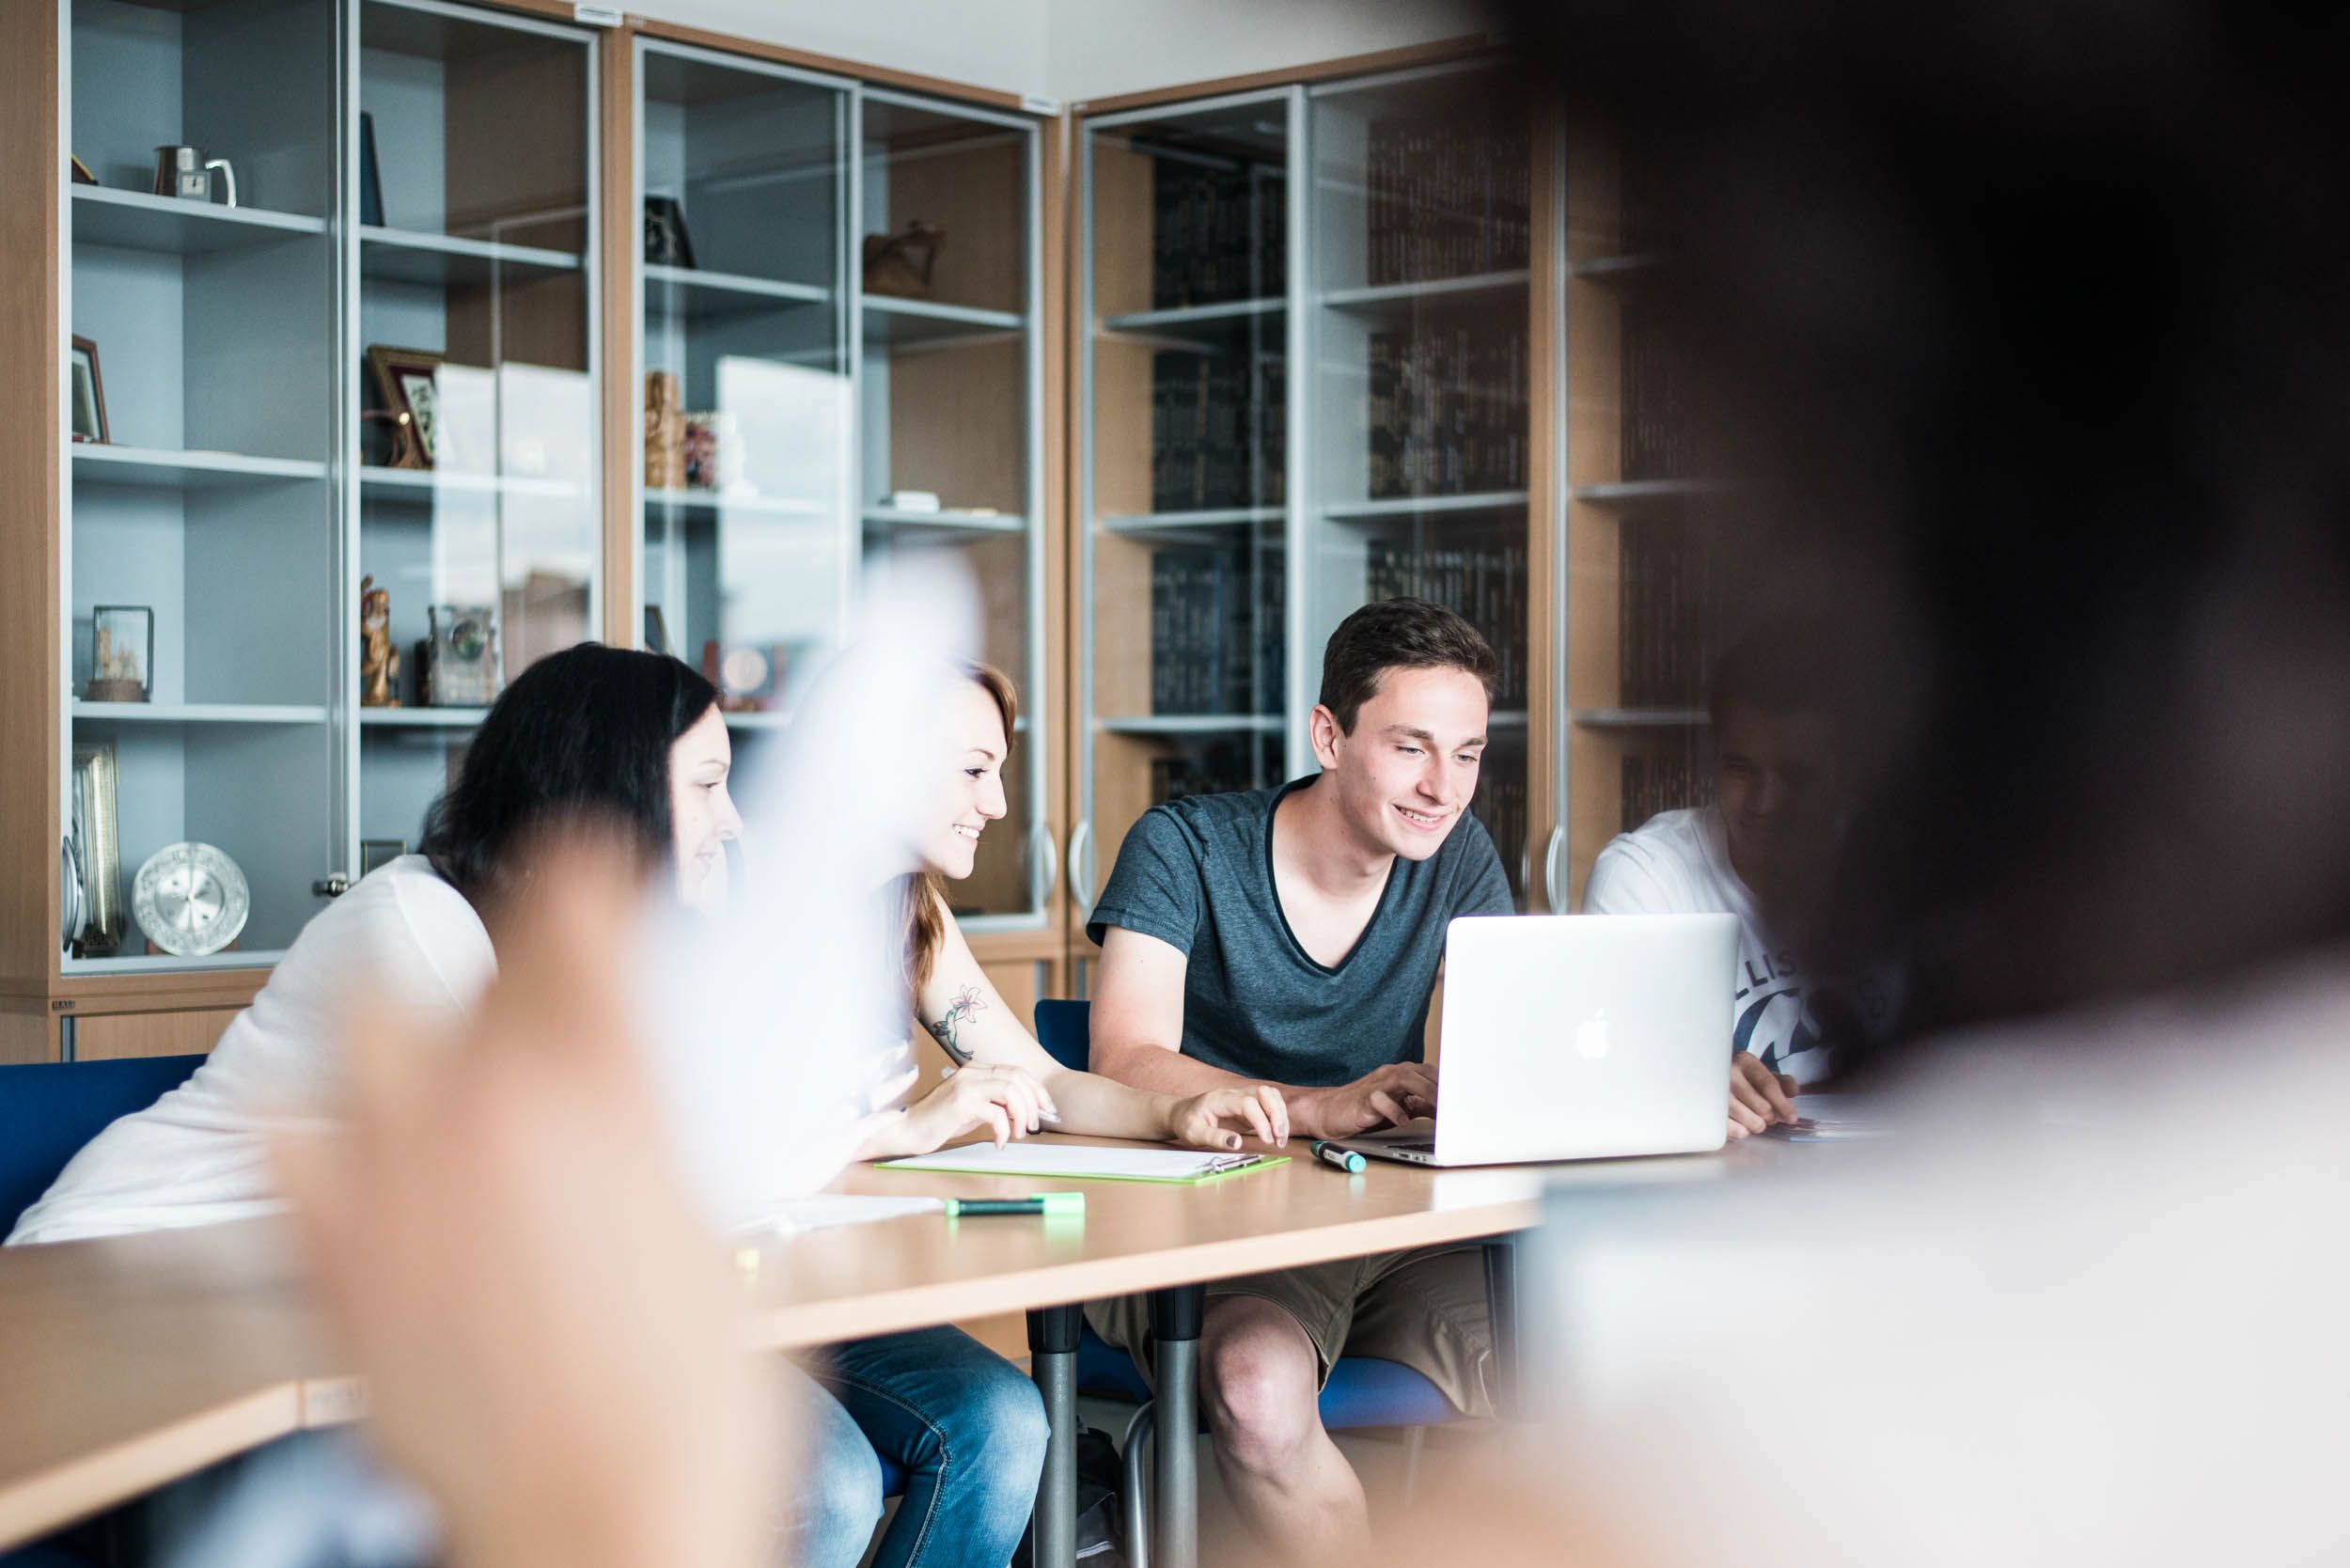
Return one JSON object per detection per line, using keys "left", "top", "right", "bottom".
{"left": 277, "top": 855, "right": 494, "bottom": 1001}
{"left": 1586, "top": 807, "right": 1721, "bottom": 913}
{"left": 1133, "top": 784, "right": 1282, "bottom": 856}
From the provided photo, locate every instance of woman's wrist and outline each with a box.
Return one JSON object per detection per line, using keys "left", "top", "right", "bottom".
{"left": 1155, "top": 1093, "right": 1191, "bottom": 1142}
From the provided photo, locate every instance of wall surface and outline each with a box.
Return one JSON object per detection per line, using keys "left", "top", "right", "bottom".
{"left": 620, "top": 0, "right": 1491, "bottom": 103}
{"left": 1046, "top": 0, "right": 1490, "bottom": 103}
{"left": 625, "top": 0, "right": 1052, "bottom": 99}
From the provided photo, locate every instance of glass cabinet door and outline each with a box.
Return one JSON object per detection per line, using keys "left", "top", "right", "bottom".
{"left": 352, "top": 0, "right": 601, "bottom": 870}
{"left": 635, "top": 40, "right": 849, "bottom": 747}
{"left": 64, "top": 0, "right": 341, "bottom": 970}
{"left": 1307, "top": 63, "right": 1535, "bottom": 902}
{"left": 1077, "top": 93, "right": 1293, "bottom": 917}
{"left": 857, "top": 91, "right": 1044, "bottom": 924}
{"left": 1562, "top": 127, "right": 1718, "bottom": 910}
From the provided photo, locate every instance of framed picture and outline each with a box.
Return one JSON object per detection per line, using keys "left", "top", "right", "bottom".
{"left": 644, "top": 195, "right": 696, "bottom": 268}
{"left": 70, "top": 740, "right": 122, "bottom": 956}
{"left": 359, "top": 839, "right": 409, "bottom": 877}
{"left": 358, "top": 111, "right": 384, "bottom": 227}
{"left": 86, "top": 605, "right": 153, "bottom": 703}
{"left": 70, "top": 336, "right": 107, "bottom": 444}
{"left": 366, "top": 344, "right": 446, "bottom": 469}
{"left": 70, "top": 154, "right": 97, "bottom": 186}
{"left": 428, "top": 604, "right": 501, "bottom": 707}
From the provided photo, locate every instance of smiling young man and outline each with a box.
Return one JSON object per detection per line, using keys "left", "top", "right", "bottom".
{"left": 1083, "top": 597, "right": 1514, "bottom": 1565}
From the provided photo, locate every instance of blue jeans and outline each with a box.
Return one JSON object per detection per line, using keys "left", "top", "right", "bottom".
{"left": 782, "top": 1325, "right": 1049, "bottom": 1568}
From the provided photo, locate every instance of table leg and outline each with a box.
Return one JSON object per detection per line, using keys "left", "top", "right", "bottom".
{"left": 1149, "top": 1283, "right": 1206, "bottom": 1568}
{"left": 1483, "top": 1234, "right": 1520, "bottom": 1420}
{"left": 1026, "top": 1304, "right": 1083, "bottom": 1568}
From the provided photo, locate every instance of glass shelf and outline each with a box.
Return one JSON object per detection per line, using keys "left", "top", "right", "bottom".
{"left": 71, "top": 702, "right": 331, "bottom": 725}
{"left": 73, "top": 446, "right": 327, "bottom": 490}
{"left": 70, "top": 187, "right": 325, "bottom": 254}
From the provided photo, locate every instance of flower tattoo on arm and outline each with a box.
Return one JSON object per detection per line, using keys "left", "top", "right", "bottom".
{"left": 924, "top": 985, "right": 986, "bottom": 1062}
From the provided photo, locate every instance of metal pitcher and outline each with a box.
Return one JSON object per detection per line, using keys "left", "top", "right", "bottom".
{"left": 152, "top": 145, "right": 237, "bottom": 208}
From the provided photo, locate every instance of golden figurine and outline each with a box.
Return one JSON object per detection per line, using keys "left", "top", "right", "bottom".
{"left": 645, "top": 370, "right": 684, "bottom": 491}
{"left": 361, "top": 574, "right": 401, "bottom": 708}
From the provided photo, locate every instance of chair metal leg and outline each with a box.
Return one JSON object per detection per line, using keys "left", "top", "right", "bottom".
{"left": 1119, "top": 1402, "right": 1156, "bottom": 1568}
{"left": 1483, "top": 1235, "right": 1520, "bottom": 1421}
{"left": 1026, "top": 1305, "right": 1084, "bottom": 1568}
{"left": 1149, "top": 1284, "right": 1206, "bottom": 1568}
{"left": 1396, "top": 1423, "right": 1429, "bottom": 1508}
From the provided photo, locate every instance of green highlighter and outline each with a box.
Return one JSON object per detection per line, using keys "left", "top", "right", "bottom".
{"left": 943, "top": 1194, "right": 1086, "bottom": 1218}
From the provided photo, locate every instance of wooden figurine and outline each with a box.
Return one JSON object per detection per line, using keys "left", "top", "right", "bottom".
{"left": 361, "top": 574, "right": 400, "bottom": 707}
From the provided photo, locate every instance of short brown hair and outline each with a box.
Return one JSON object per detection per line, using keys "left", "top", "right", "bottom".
{"left": 1317, "top": 597, "right": 1498, "bottom": 733}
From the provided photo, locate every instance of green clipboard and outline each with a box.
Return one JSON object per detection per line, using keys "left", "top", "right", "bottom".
{"left": 876, "top": 1145, "right": 1292, "bottom": 1184}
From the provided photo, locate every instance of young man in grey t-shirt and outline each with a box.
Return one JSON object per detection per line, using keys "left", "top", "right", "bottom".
{"left": 1086, "top": 598, "right": 1515, "bottom": 1564}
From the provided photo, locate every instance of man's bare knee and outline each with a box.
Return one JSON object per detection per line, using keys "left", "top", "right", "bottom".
{"left": 1200, "top": 1299, "right": 1324, "bottom": 1471}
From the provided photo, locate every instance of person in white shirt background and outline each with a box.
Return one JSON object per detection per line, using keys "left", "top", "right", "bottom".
{"left": 1584, "top": 622, "right": 1897, "bottom": 1134}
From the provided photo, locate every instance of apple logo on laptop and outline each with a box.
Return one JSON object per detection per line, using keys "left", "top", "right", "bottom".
{"left": 1574, "top": 1008, "right": 1612, "bottom": 1060}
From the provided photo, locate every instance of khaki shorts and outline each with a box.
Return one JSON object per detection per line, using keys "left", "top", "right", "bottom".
{"left": 1086, "top": 1244, "right": 1494, "bottom": 1419}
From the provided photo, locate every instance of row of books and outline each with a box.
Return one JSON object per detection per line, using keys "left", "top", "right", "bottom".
{"left": 1618, "top": 523, "right": 1716, "bottom": 709}
{"left": 1365, "top": 107, "right": 1530, "bottom": 286}
{"left": 1152, "top": 353, "right": 1287, "bottom": 512}
{"left": 1149, "top": 738, "right": 1278, "bottom": 807}
{"left": 1620, "top": 751, "right": 1714, "bottom": 835}
{"left": 1150, "top": 546, "right": 1287, "bottom": 713}
{"left": 1471, "top": 772, "right": 1530, "bottom": 903}
{"left": 1152, "top": 157, "right": 1287, "bottom": 310}
{"left": 1620, "top": 297, "right": 1700, "bottom": 480}
{"left": 1361, "top": 543, "right": 1530, "bottom": 709}
{"left": 1368, "top": 325, "right": 1529, "bottom": 498}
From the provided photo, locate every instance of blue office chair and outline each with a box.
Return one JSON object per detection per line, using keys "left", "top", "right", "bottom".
{"left": 1034, "top": 1001, "right": 1513, "bottom": 1564}
{"left": 0, "top": 1054, "right": 207, "bottom": 1238}
{"left": 0, "top": 1053, "right": 210, "bottom": 1568}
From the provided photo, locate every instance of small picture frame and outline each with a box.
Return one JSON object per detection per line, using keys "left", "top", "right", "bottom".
{"left": 70, "top": 740, "right": 122, "bottom": 956}
{"left": 357, "top": 111, "right": 384, "bottom": 227}
{"left": 644, "top": 195, "right": 696, "bottom": 269}
{"left": 643, "top": 604, "right": 671, "bottom": 657}
{"left": 359, "top": 839, "right": 409, "bottom": 877}
{"left": 366, "top": 344, "right": 446, "bottom": 469}
{"left": 70, "top": 154, "right": 98, "bottom": 186}
{"left": 427, "top": 604, "right": 501, "bottom": 707}
{"left": 70, "top": 337, "right": 107, "bottom": 444}
{"left": 86, "top": 605, "right": 153, "bottom": 703}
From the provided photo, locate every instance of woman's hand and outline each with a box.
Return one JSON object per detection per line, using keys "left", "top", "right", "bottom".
{"left": 1164, "top": 1083, "right": 1289, "bottom": 1151}
{"left": 901, "top": 1063, "right": 1059, "bottom": 1152}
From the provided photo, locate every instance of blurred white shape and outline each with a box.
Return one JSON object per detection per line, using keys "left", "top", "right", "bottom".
{"left": 633, "top": 555, "right": 982, "bottom": 1231}
{"left": 1524, "top": 961, "right": 2350, "bottom": 1565}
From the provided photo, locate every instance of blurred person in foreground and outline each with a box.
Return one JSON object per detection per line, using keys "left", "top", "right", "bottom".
{"left": 1583, "top": 620, "right": 1901, "bottom": 1131}
{"left": 1419, "top": 0, "right": 2350, "bottom": 1563}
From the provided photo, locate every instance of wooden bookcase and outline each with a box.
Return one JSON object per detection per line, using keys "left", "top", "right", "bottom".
{"left": 3, "top": 9, "right": 1704, "bottom": 1064}
{"left": 1068, "top": 54, "right": 1561, "bottom": 994}
{"left": 0, "top": 0, "right": 1063, "bottom": 1062}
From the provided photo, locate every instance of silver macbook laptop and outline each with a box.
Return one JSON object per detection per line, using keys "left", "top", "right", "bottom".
{"left": 1331, "top": 913, "right": 1739, "bottom": 1167}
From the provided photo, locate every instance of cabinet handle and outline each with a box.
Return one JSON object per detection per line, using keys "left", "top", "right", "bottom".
{"left": 1543, "top": 826, "right": 1566, "bottom": 915}
{"left": 1066, "top": 820, "right": 1093, "bottom": 910}
{"left": 313, "top": 873, "right": 350, "bottom": 899}
{"left": 1028, "top": 823, "right": 1058, "bottom": 912}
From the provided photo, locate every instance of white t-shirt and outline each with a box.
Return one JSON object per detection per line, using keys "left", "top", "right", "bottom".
{"left": 1581, "top": 806, "right": 1893, "bottom": 1085}
{"left": 8, "top": 856, "right": 495, "bottom": 1247}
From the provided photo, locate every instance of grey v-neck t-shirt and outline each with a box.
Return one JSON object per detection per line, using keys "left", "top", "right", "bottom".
{"left": 1087, "top": 776, "right": 1516, "bottom": 1086}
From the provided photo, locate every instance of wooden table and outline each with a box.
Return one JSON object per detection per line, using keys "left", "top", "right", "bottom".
{"left": 0, "top": 1135, "right": 1778, "bottom": 1559}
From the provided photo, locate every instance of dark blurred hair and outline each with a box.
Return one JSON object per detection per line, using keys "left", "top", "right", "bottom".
{"left": 1318, "top": 597, "right": 1499, "bottom": 733}
{"left": 1707, "top": 620, "right": 1845, "bottom": 731}
{"left": 1505, "top": 0, "right": 2350, "bottom": 1028}
{"left": 420, "top": 644, "right": 719, "bottom": 907}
